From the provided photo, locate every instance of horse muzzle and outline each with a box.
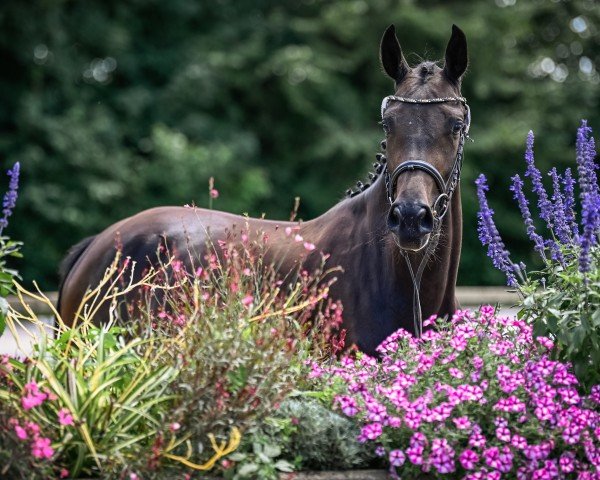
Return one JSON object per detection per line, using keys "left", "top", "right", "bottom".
{"left": 387, "top": 201, "right": 434, "bottom": 251}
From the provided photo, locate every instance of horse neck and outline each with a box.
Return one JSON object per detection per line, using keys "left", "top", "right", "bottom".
{"left": 313, "top": 173, "right": 462, "bottom": 313}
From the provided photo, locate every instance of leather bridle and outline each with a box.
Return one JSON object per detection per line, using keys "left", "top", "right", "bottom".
{"left": 380, "top": 95, "right": 471, "bottom": 337}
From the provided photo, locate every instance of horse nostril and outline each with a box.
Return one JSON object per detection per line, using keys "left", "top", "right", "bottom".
{"left": 418, "top": 207, "right": 434, "bottom": 234}
{"left": 387, "top": 205, "right": 403, "bottom": 231}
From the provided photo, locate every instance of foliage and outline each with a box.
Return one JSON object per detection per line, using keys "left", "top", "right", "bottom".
{"left": 476, "top": 121, "right": 600, "bottom": 389}
{"left": 0, "top": 232, "right": 339, "bottom": 479}
{"left": 0, "top": 162, "right": 22, "bottom": 336}
{"left": 318, "top": 307, "right": 600, "bottom": 478}
{"left": 226, "top": 395, "right": 378, "bottom": 479}
{"left": 0, "top": 0, "right": 598, "bottom": 288}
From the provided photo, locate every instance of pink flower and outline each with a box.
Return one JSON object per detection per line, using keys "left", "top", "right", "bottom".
{"left": 389, "top": 449, "right": 406, "bottom": 467}
{"left": 459, "top": 449, "right": 479, "bottom": 470}
{"left": 449, "top": 367, "right": 464, "bottom": 379}
{"left": 170, "top": 422, "right": 181, "bottom": 432}
{"left": 21, "top": 382, "right": 47, "bottom": 410}
{"left": 210, "top": 188, "right": 219, "bottom": 199}
{"left": 303, "top": 242, "right": 316, "bottom": 251}
{"left": 58, "top": 408, "right": 74, "bottom": 426}
{"left": 285, "top": 227, "right": 292, "bottom": 236}
{"left": 14, "top": 425, "right": 27, "bottom": 440}
{"left": 294, "top": 234, "right": 303, "bottom": 242}
{"left": 31, "top": 437, "right": 54, "bottom": 459}
{"left": 241, "top": 295, "right": 254, "bottom": 307}
{"left": 536, "top": 336, "right": 554, "bottom": 350}
{"left": 59, "top": 469, "right": 70, "bottom": 479}
{"left": 453, "top": 416, "right": 472, "bottom": 430}
{"left": 360, "top": 423, "right": 383, "bottom": 441}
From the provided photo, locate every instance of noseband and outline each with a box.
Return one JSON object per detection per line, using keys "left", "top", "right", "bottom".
{"left": 380, "top": 95, "right": 471, "bottom": 337}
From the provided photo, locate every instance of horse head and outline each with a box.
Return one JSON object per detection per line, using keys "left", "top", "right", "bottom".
{"left": 380, "top": 24, "right": 469, "bottom": 252}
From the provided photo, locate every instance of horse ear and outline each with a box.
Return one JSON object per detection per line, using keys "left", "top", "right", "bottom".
{"left": 443, "top": 24, "right": 468, "bottom": 84}
{"left": 380, "top": 24, "right": 409, "bottom": 84}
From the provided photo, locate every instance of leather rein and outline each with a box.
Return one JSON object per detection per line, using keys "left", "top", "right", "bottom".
{"left": 380, "top": 95, "right": 471, "bottom": 337}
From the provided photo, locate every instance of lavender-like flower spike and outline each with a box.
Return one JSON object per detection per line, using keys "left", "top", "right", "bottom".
{"left": 549, "top": 168, "right": 571, "bottom": 245}
{"left": 579, "top": 192, "right": 599, "bottom": 275}
{"left": 576, "top": 120, "right": 598, "bottom": 199}
{"left": 524, "top": 131, "right": 553, "bottom": 230}
{"left": 510, "top": 174, "right": 546, "bottom": 260}
{"left": 0, "top": 162, "right": 20, "bottom": 235}
{"left": 563, "top": 168, "right": 578, "bottom": 238}
{"left": 476, "top": 174, "right": 517, "bottom": 287}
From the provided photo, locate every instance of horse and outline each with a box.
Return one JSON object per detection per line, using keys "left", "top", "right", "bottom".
{"left": 58, "top": 24, "right": 470, "bottom": 356}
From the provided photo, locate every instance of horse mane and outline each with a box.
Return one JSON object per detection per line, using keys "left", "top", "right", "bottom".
{"left": 345, "top": 140, "right": 387, "bottom": 198}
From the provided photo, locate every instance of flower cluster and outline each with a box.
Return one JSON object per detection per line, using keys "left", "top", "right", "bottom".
{"left": 321, "top": 307, "right": 600, "bottom": 478}
{"left": 5, "top": 378, "right": 74, "bottom": 464}
{"left": 0, "top": 162, "right": 19, "bottom": 234}
{"left": 476, "top": 121, "right": 599, "bottom": 283}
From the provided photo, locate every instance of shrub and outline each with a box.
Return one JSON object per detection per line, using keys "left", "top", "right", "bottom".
{"left": 320, "top": 307, "right": 600, "bottom": 478}
{"left": 0, "top": 229, "right": 340, "bottom": 479}
{"left": 476, "top": 121, "right": 600, "bottom": 389}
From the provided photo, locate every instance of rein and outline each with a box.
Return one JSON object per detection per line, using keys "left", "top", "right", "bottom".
{"left": 380, "top": 95, "right": 471, "bottom": 338}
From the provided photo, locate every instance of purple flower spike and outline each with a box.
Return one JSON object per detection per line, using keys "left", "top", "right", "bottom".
{"left": 524, "top": 131, "right": 553, "bottom": 229}
{"left": 510, "top": 174, "right": 546, "bottom": 259}
{"left": 476, "top": 174, "right": 517, "bottom": 287}
{"left": 562, "top": 168, "right": 578, "bottom": 238}
{"left": 0, "top": 162, "right": 20, "bottom": 235}
{"left": 579, "top": 193, "right": 599, "bottom": 275}
{"left": 576, "top": 120, "right": 598, "bottom": 200}
{"left": 549, "top": 168, "right": 571, "bottom": 245}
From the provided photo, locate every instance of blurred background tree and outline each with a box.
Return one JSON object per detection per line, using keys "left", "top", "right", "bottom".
{"left": 0, "top": 0, "right": 597, "bottom": 289}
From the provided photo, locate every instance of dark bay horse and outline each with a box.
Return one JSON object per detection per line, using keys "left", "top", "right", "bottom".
{"left": 58, "top": 24, "right": 470, "bottom": 356}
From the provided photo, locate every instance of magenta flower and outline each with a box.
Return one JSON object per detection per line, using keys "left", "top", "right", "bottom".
{"left": 459, "top": 449, "right": 479, "bottom": 470}
{"left": 14, "top": 425, "right": 27, "bottom": 440}
{"left": 31, "top": 437, "right": 54, "bottom": 459}
{"left": 360, "top": 422, "right": 382, "bottom": 441}
{"left": 389, "top": 449, "right": 406, "bottom": 467}
{"left": 58, "top": 408, "right": 74, "bottom": 426}
{"left": 21, "top": 381, "right": 47, "bottom": 410}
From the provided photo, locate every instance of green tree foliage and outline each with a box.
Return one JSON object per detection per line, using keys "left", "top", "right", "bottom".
{"left": 0, "top": 0, "right": 597, "bottom": 288}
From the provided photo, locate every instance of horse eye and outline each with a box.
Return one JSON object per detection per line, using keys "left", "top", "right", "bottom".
{"left": 381, "top": 121, "right": 391, "bottom": 136}
{"left": 452, "top": 120, "right": 464, "bottom": 134}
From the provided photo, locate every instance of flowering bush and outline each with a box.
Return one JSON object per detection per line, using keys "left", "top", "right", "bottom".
{"left": 321, "top": 307, "right": 600, "bottom": 479}
{"left": 476, "top": 121, "right": 600, "bottom": 389}
{"left": 0, "top": 228, "right": 341, "bottom": 478}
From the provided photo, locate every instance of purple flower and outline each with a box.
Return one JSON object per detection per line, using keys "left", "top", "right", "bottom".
{"left": 579, "top": 192, "right": 599, "bottom": 275}
{"left": 549, "top": 167, "right": 571, "bottom": 245}
{"left": 0, "top": 162, "right": 20, "bottom": 234}
{"left": 510, "top": 173, "right": 546, "bottom": 258}
{"left": 476, "top": 174, "right": 517, "bottom": 287}
{"left": 389, "top": 449, "right": 405, "bottom": 467}
{"left": 524, "top": 131, "right": 554, "bottom": 227}
{"left": 459, "top": 449, "right": 479, "bottom": 470}
{"left": 562, "top": 167, "right": 578, "bottom": 237}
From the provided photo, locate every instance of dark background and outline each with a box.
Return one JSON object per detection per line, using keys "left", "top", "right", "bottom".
{"left": 0, "top": 0, "right": 598, "bottom": 289}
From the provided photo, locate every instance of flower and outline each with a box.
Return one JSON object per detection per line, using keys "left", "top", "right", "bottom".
{"left": 58, "top": 408, "right": 74, "bottom": 426}
{"left": 241, "top": 295, "right": 253, "bottom": 307}
{"left": 31, "top": 437, "right": 54, "bottom": 459}
{"left": 294, "top": 234, "right": 303, "bottom": 242}
{"left": 459, "top": 449, "right": 479, "bottom": 470}
{"left": 303, "top": 242, "right": 316, "bottom": 251}
{"left": 389, "top": 449, "right": 406, "bottom": 467}
{"left": 475, "top": 174, "right": 517, "bottom": 287}
{"left": 210, "top": 188, "right": 219, "bottom": 199}
{"left": 21, "top": 381, "right": 47, "bottom": 410}
{"left": 0, "top": 162, "right": 20, "bottom": 234}
{"left": 14, "top": 425, "right": 27, "bottom": 440}
{"left": 510, "top": 173, "right": 545, "bottom": 257}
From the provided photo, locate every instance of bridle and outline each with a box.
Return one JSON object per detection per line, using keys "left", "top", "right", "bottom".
{"left": 380, "top": 95, "right": 471, "bottom": 337}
